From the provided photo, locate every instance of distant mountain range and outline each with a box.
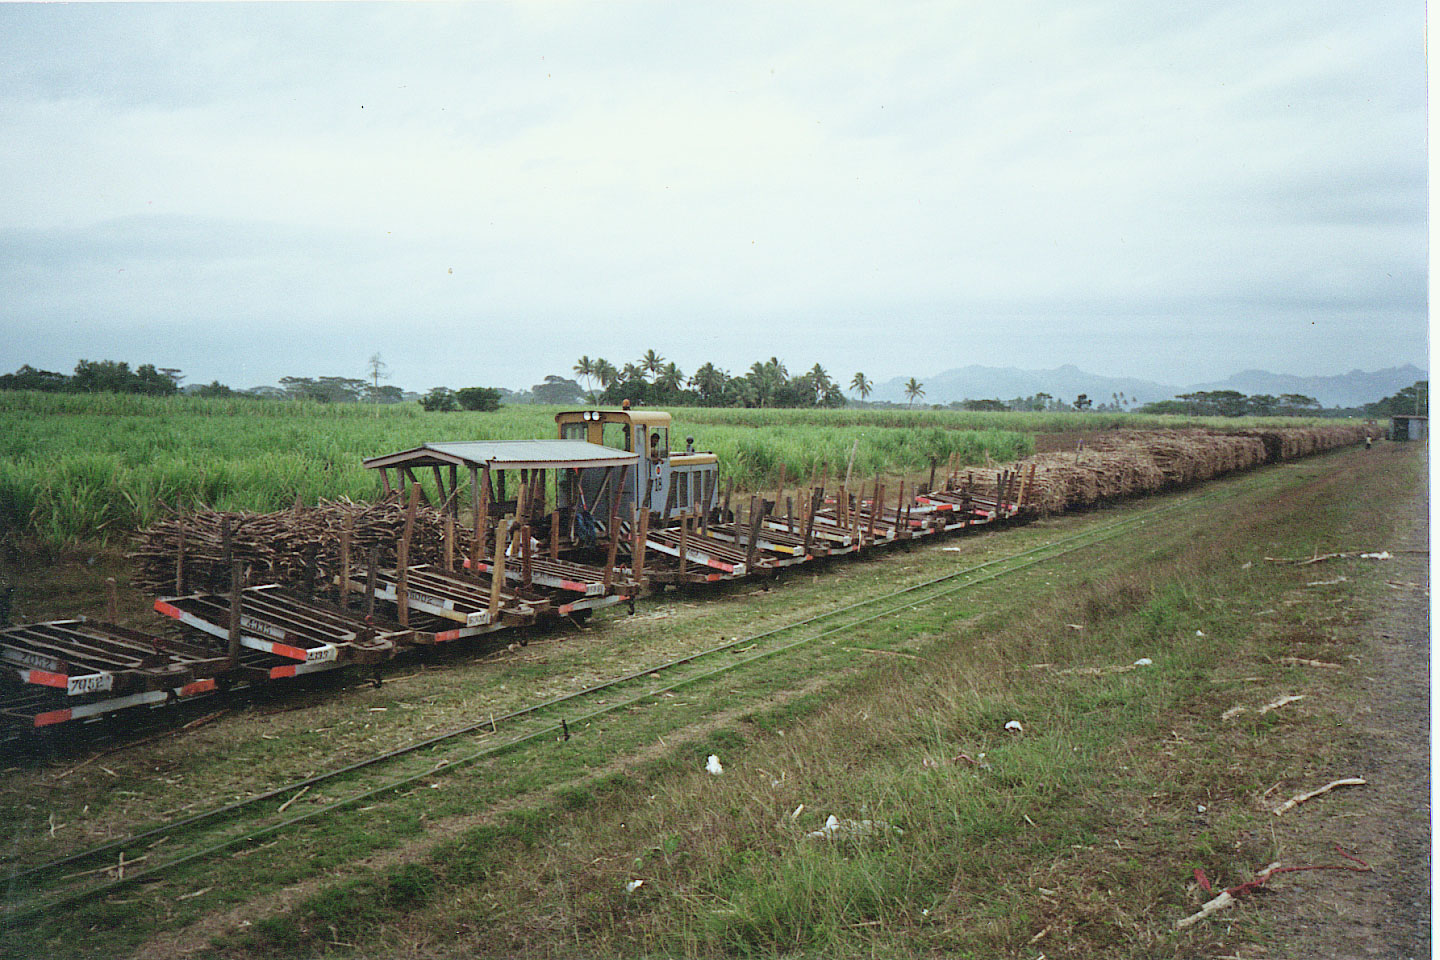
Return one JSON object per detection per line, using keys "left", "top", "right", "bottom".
{"left": 871, "top": 364, "right": 1426, "bottom": 409}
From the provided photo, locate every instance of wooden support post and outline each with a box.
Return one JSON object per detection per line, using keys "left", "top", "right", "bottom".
{"left": 227, "top": 559, "right": 243, "bottom": 664}
{"left": 365, "top": 544, "right": 378, "bottom": 621}
{"left": 301, "top": 546, "right": 317, "bottom": 599}
{"left": 473, "top": 468, "right": 491, "bottom": 560}
{"left": 521, "top": 523, "right": 533, "bottom": 587}
{"left": 516, "top": 469, "right": 529, "bottom": 531}
{"left": 786, "top": 496, "right": 794, "bottom": 534}
{"left": 866, "top": 481, "right": 877, "bottom": 542}
{"left": 396, "top": 484, "right": 418, "bottom": 627}
{"left": 603, "top": 465, "right": 625, "bottom": 590}
{"left": 340, "top": 514, "right": 353, "bottom": 609}
{"left": 678, "top": 512, "right": 690, "bottom": 578}
{"left": 443, "top": 515, "right": 455, "bottom": 572}
{"left": 722, "top": 476, "right": 733, "bottom": 521}
{"left": 400, "top": 467, "right": 431, "bottom": 506}
{"left": 995, "top": 471, "right": 1004, "bottom": 516}
{"left": 700, "top": 472, "right": 714, "bottom": 534}
{"left": 745, "top": 497, "right": 767, "bottom": 570}
{"left": 802, "top": 487, "right": 820, "bottom": 554}
{"left": 928, "top": 458, "right": 938, "bottom": 495}
{"left": 431, "top": 465, "right": 447, "bottom": 514}
{"left": 633, "top": 505, "right": 650, "bottom": 590}
{"left": 488, "top": 518, "right": 510, "bottom": 619}
{"left": 550, "top": 508, "right": 561, "bottom": 560}
{"left": 175, "top": 523, "right": 186, "bottom": 596}
{"left": 1018, "top": 464, "right": 1036, "bottom": 510}
{"left": 379, "top": 467, "right": 392, "bottom": 497}
{"left": 219, "top": 516, "right": 232, "bottom": 571}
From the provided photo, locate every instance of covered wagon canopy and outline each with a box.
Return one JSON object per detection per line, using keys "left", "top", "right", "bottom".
{"left": 363, "top": 439, "right": 636, "bottom": 514}
{"left": 361, "top": 439, "right": 637, "bottom": 560}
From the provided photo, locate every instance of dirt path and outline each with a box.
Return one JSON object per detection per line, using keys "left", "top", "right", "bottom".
{"left": 1266, "top": 467, "right": 1430, "bottom": 958}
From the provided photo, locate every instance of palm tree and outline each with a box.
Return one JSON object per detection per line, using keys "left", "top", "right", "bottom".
{"left": 903, "top": 377, "right": 925, "bottom": 408}
{"left": 747, "top": 359, "right": 788, "bottom": 407}
{"left": 689, "top": 362, "right": 726, "bottom": 404}
{"left": 573, "top": 355, "right": 596, "bottom": 401}
{"left": 620, "top": 362, "right": 645, "bottom": 385}
{"left": 850, "top": 372, "right": 873, "bottom": 401}
{"left": 656, "top": 361, "right": 684, "bottom": 393}
{"left": 805, "top": 363, "right": 832, "bottom": 405}
{"left": 594, "top": 359, "right": 618, "bottom": 391}
{"left": 640, "top": 349, "right": 665, "bottom": 382}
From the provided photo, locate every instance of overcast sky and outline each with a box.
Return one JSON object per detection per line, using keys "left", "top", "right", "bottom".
{"left": 0, "top": 2, "right": 1428, "bottom": 393}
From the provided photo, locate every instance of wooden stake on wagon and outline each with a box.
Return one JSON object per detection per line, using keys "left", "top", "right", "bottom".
{"left": 550, "top": 508, "right": 560, "bottom": 560}
{"left": 175, "top": 523, "right": 186, "bottom": 595}
{"left": 227, "top": 559, "right": 243, "bottom": 664}
{"left": 488, "top": 518, "right": 510, "bottom": 619}
{"left": 775, "top": 464, "right": 787, "bottom": 519}
{"left": 520, "top": 524, "right": 533, "bottom": 587}
{"left": 722, "top": 476, "right": 733, "bottom": 521}
{"left": 678, "top": 512, "right": 690, "bottom": 578}
{"left": 363, "top": 544, "right": 378, "bottom": 620}
{"left": 396, "top": 484, "right": 419, "bottom": 628}
{"left": 473, "top": 468, "right": 491, "bottom": 561}
{"left": 602, "top": 464, "right": 626, "bottom": 591}
{"left": 802, "top": 487, "right": 819, "bottom": 554}
{"left": 873, "top": 483, "right": 885, "bottom": 540}
{"left": 700, "top": 472, "right": 714, "bottom": 535}
{"left": 443, "top": 515, "right": 454, "bottom": 573}
{"left": 633, "top": 505, "right": 650, "bottom": 590}
{"left": 746, "top": 497, "right": 767, "bottom": 571}
{"left": 339, "top": 514, "right": 353, "bottom": 610}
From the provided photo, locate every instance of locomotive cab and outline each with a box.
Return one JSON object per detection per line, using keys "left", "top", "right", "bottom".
{"left": 554, "top": 409, "right": 719, "bottom": 526}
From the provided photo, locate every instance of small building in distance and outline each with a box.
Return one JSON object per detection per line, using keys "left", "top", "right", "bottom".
{"left": 1389, "top": 415, "right": 1428, "bottom": 441}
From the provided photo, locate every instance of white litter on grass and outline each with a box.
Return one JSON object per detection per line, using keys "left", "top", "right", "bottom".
{"left": 1306, "top": 576, "right": 1348, "bottom": 586}
{"left": 1360, "top": 551, "right": 1392, "bottom": 560}
{"left": 625, "top": 879, "right": 644, "bottom": 893}
{"left": 1197, "top": 804, "right": 1207, "bottom": 813}
{"left": 1004, "top": 720, "right": 1023, "bottom": 733}
{"left": 705, "top": 755, "right": 724, "bottom": 776}
{"left": 806, "top": 814, "right": 904, "bottom": 840}
{"left": 1133, "top": 657, "right": 1153, "bottom": 667}
{"left": 1195, "top": 630, "right": 1206, "bottom": 637}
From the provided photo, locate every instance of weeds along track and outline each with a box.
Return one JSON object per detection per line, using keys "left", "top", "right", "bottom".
{"left": 0, "top": 482, "right": 1241, "bottom": 925}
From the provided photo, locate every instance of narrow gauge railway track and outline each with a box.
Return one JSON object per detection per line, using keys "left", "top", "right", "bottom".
{"left": 1, "top": 484, "right": 1233, "bottom": 925}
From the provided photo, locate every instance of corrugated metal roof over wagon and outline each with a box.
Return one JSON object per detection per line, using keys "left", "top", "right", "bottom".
{"left": 363, "top": 440, "right": 636, "bottom": 471}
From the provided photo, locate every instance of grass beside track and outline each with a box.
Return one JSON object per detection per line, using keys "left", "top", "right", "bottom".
{"left": 0, "top": 443, "right": 1418, "bottom": 959}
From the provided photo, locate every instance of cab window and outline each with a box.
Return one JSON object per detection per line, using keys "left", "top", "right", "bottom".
{"left": 648, "top": 427, "right": 669, "bottom": 457}
{"left": 603, "top": 422, "right": 632, "bottom": 452}
{"left": 560, "top": 422, "right": 587, "bottom": 441}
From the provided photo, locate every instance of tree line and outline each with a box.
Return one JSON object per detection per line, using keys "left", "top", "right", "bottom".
{"left": 0, "top": 360, "right": 183, "bottom": 396}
